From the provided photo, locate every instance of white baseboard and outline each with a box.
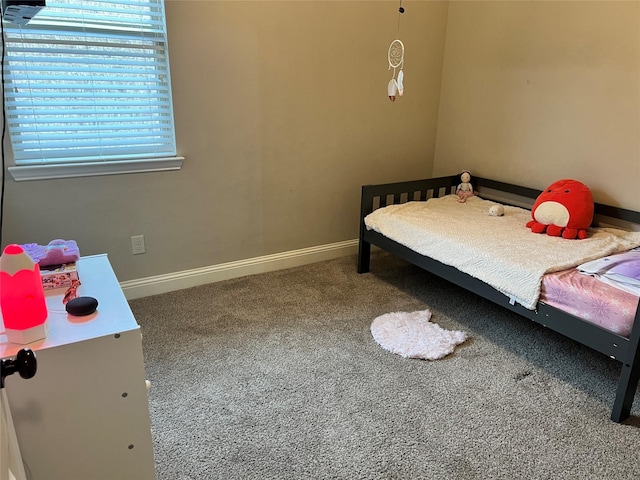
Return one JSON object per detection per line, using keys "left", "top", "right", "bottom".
{"left": 120, "top": 239, "right": 359, "bottom": 300}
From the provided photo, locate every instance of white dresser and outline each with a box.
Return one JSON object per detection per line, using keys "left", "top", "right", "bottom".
{"left": 0, "top": 254, "right": 156, "bottom": 480}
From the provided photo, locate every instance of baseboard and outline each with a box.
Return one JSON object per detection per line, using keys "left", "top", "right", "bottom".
{"left": 120, "top": 239, "right": 359, "bottom": 300}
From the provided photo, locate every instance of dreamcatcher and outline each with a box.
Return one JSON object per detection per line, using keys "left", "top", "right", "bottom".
{"left": 387, "top": 2, "right": 405, "bottom": 102}
{"left": 387, "top": 39, "right": 404, "bottom": 101}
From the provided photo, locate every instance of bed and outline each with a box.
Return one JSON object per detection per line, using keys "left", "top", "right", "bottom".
{"left": 357, "top": 174, "right": 640, "bottom": 423}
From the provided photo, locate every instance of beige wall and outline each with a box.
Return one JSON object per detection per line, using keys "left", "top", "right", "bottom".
{"left": 434, "top": 0, "right": 640, "bottom": 210}
{"left": 1, "top": 1, "right": 448, "bottom": 281}
{"left": 2, "top": 1, "right": 637, "bottom": 284}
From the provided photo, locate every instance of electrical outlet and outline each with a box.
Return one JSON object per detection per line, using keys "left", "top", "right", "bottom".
{"left": 131, "top": 235, "right": 146, "bottom": 255}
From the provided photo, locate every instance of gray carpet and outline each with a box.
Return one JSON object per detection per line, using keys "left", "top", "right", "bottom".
{"left": 129, "top": 252, "right": 640, "bottom": 480}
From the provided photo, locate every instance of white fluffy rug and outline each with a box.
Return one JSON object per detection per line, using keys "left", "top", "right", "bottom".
{"left": 371, "top": 310, "right": 468, "bottom": 360}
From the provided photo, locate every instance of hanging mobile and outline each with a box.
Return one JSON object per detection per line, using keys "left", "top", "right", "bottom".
{"left": 387, "top": 39, "right": 404, "bottom": 101}
{"left": 387, "top": 3, "right": 405, "bottom": 102}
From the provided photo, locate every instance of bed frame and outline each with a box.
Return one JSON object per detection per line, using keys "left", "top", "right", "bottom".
{"left": 357, "top": 174, "right": 640, "bottom": 423}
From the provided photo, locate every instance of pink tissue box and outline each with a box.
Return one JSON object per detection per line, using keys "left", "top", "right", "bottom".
{"left": 40, "top": 262, "right": 79, "bottom": 290}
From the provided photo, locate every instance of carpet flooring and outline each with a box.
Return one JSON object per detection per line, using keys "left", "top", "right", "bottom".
{"left": 129, "top": 252, "right": 640, "bottom": 480}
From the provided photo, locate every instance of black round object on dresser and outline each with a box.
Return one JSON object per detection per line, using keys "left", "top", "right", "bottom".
{"left": 66, "top": 296, "right": 98, "bottom": 316}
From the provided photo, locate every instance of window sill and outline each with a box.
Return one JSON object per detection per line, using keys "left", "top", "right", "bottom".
{"left": 8, "top": 156, "right": 184, "bottom": 182}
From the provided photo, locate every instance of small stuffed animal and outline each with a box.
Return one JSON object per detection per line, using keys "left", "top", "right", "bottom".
{"left": 456, "top": 170, "right": 475, "bottom": 203}
{"left": 489, "top": 205, "right": 504, "bottom": 216}
{"left": 526, "top": 179, "right": 594, "bottom": 239}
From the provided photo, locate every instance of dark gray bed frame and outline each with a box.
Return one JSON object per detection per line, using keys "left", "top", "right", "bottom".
{"left": 357, "top": 174, "right": 640, "bottom": 423}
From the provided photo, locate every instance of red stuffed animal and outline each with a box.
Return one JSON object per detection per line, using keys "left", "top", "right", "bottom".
{"left": 526, "top": 179, "right": 594, "bottom": 239}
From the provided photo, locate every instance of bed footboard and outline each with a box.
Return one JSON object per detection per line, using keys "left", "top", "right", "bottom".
{"left": 358, "top": 175, "right": 459, "bottom": 273}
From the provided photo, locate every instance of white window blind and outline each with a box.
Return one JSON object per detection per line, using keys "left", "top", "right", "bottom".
{"left": 2, "top": 0, "right": 176, "bottom": 166}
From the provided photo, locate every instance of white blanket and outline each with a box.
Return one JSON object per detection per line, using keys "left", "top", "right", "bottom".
{"left": 365, "top": 195, "right": 640, "bottom": 309}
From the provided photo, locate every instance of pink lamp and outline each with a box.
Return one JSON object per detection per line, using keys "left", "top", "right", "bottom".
{"left": 0, "top": 244, "right": 48, "bottom": 344}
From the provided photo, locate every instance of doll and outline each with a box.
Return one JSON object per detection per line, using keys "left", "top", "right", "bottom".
{"left": 456, "top": 171, "right": 474, "bottom": 203}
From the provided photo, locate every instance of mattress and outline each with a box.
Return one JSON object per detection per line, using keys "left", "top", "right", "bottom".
{"left": 540, "top": 269, "right": 639, "bottom": 337}
{"left": 364, "top": 195, "right": 640, "bottom": 310}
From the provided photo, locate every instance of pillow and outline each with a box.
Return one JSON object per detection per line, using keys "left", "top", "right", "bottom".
{"left": 578, "top": 248, "right": 640, "bottom": 295}
{"left": 526, "top": 179, "right": 594, "bottom": 239}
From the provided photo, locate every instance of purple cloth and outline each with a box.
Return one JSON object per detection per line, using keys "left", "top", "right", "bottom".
{"left": 22, "top": 239, "right": 80, "bottom": 267}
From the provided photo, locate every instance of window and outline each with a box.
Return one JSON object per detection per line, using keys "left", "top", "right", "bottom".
{"left": 2, "top": 0, "right": 182, "bottom": 180}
